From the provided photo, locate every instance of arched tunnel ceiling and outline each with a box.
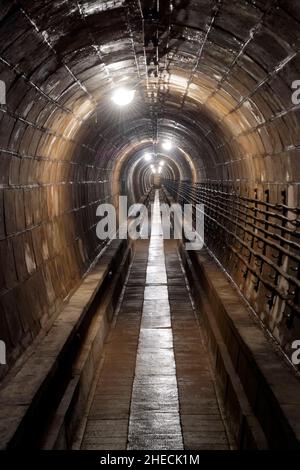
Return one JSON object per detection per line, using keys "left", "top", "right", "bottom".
{"left": 1, "top": 0, "right": 300, "bottom": 373}
{"left": 1, "top": 0, "right": 300, "bottom": 183}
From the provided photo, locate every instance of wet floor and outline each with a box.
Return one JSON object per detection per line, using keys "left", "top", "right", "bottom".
{"left": 78, "top": 191, "right": 232, "bottom": 450}
{"left": 128, "top": 192, "right": 183, "bottom": 450}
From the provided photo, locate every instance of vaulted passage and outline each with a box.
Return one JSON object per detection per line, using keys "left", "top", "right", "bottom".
{"left": 77, "top": 191, "right": 231, "bottom": 451}
{"left": 0, "top": 0, "right": 300, "bottom": 452}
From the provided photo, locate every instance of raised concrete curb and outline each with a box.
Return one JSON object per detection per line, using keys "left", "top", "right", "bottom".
{"left": 0, "top": 239, "right": 130, "bottom": 449}
{"left": 182, "top": 246, "right": 300, "bottom": 449}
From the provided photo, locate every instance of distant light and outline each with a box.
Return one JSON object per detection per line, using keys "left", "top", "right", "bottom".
{"left": 111, "top": 87, "right": 135, "bottom": 106}
{"left": 150, "top": 164, "right": 154, "bottom": 169}
{"left": 162, "top": 140, "right": 172, "bottom": 151}
{"left": 158, "top": 167, "right": 162, "bottom": 174}
{"left": 144, "top": 153, "right": 152, "bottom": 162}
{"left": 159, "top": 160, "right": 165, "bottom": 166}
{"left": 152, "top": 168, "right": 157, "bottom": 174}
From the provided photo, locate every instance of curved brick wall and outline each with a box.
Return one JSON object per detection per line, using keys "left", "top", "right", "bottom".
{"left": 0, "top": 0, "right": 300, "bottom": 373}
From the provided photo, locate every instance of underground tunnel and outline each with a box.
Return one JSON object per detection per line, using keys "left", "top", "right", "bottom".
{"left": 0, "top": 0, "right": 300, "bottom": 459}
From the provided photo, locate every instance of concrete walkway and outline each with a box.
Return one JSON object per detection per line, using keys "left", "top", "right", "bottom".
{"left": 79, "top": 191, "right": 231, "bottom": 450}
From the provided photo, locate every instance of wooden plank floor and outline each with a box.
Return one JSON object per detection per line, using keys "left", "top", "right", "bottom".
{"left": 79, "top": 191, "right": 232, "bottom": 450}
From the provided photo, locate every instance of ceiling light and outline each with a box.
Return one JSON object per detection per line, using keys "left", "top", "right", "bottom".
{"left": 111, "top": 87, "right": 135, "bottom": 106}
{"left": 158, "top": 167, "right": 162, "bottom": 174}
{"left": 152, "top": 168, "right": 157, "bottom": 174}
{"left": 159, "top": 160, "right": 165, "bottom": 166}
{"left": 144, "top": 153, "right": 152, "bottom": 162}
{"left": 162, "top": 140, "right": 172, "bottom": 151}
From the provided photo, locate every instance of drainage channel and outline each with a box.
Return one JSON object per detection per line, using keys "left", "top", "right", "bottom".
{"left": 76, "top": 189, "right": 232, "bottom": 450}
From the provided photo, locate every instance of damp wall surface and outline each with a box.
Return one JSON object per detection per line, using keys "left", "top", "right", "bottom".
{"left": 0, "top": 0, "right": 299, "bottom": 373}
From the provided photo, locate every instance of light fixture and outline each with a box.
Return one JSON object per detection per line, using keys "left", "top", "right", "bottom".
{"left": 111, "top": 87, "right": 135, "bottom": 106}
{"left": 159, "top": 160, "right": 165, "bottom": 166}
{"left": 152, "top": 168, "right": 157, "bottom": 174}
{"left": 158, "top": 166, "right": 162, "bottom": 174}
{"left": 162, "top": 140, "right": 172, "bottom": 151}
{"left": 144, "top": 152, "right": 152, "bottom": 162}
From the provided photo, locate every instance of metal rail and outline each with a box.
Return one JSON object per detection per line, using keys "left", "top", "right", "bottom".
{"left": 164, "top": 180, "right": 300, "bottom": 328}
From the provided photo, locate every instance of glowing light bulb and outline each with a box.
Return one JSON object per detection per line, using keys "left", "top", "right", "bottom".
{"left": 144, "top": 153, "right": 152, "bottom": 162}
{"left": 111, "top": 87, "right": 135, "bottom": 106}
{"left": 162, "top": 140, "right": 172, "bottom": 151}
{"left": 159, "top": 160, "right": 165, "bottom": 166}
